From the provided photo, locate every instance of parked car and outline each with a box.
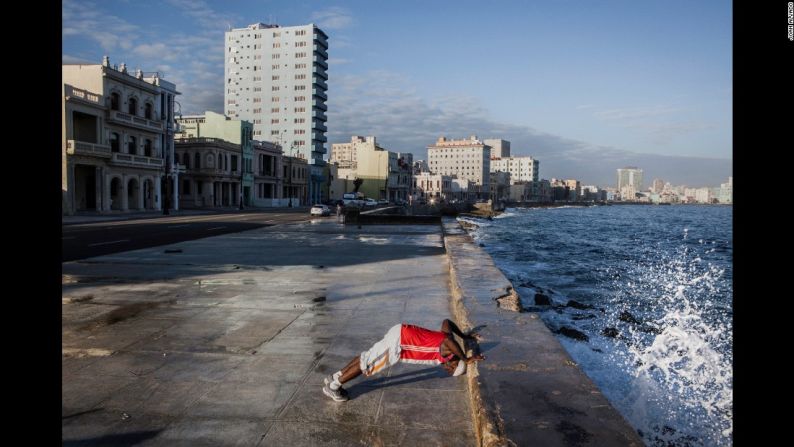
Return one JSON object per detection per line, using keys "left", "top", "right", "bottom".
{"left": 364, "top": 198, "right": 378, "bottom": 207}
{"left": 377, "top": 199, "right": 389, "bottom": 205}
{"left": 310, "top": 204, "right": 331, "bottom": 216}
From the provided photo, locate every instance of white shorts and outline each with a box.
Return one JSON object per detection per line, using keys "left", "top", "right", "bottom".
{"left": 359, "top": 324, "right": 402, "bottom": 377}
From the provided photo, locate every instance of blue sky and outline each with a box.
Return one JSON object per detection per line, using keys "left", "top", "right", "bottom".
{"left": 63, "top": 0, "right": 732, "bottom": 187}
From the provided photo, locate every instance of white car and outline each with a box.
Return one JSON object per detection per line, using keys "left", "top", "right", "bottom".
{"left": 310, "top": 204, "right": 331, "bottom": 216}
{"left": 364, "top": 199, "right": 378, "bottom": 207}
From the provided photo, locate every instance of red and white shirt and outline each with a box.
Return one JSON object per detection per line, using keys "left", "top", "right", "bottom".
{"left": 399, "top": 324, "right": 454, "bottom": 365}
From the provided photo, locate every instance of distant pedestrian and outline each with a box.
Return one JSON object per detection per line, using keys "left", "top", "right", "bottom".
{"left": 322, "top": 319, "right": 483, "bottom": 402}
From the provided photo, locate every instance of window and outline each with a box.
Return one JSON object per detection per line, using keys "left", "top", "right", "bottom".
{"left": 197, "top": 181, "right": 203, "bottom": 194}
{"left": 184, "top": 152, "right": 191, "bottom": 169}
{"left": 144, "top": 139, "right": 152, "bottom": 157}
{"left": 294, "top": 129, "right": 305, "bottom": 134}
{"left": 295, "top": 74, "right": 306, "bottom": 80}
{"left": 294, "top": 107, "right": 306, "bottom": 112}
{"left": 231, "top": 155, "right": 238, "bottom": 172}
{"left": 271, "top": 130, "right": 279, "bottom": 135}
{"left": 110, "top": 92, "right": 120, "bottom": 111}
{"left": 294, "top": 118, "right": 305, "bottom": 123}
{"left": 271, "top": 119, "right": 279, "bottom": 124}
{"left": 296, "top": 30, "right": 306, "bottom": 36}
{"left": 183, "top": 179, "right": 191, "bottom": 194}
{"left": 195, "top": 152, "right": 201, "bottom": 169}
{"left": 271, "top": 64, "right": 279, "bottom": 70}
{"left": 128, "top": 97, "right": 137, "bottom": 115}
{"left": 272, "top": 75, "right": 280, "bottom": 81}
{"left": 295, "top": 41, "right": 307, "bottom": 47}
{"left": 110, "top": 132, "right": 120, "bottom": 152}
{"left": 269, "top": 108, "right": 277, "bottom": 113}
{"left": 272, "top": 42, "right": 281, "bottom": 48}
{"left": 295, "top": 52, "right": 307, "bottom": 58}
{"left": 271, "top": 86, "right": 279, "bottom": 91}
{"left": 144, "top": 103, "right": 153, "bottom": 120}
{"left": 271, "top": 97, "right": 279, "bottom": 102}
{"left": 217, "top": 153, "right": 222, "bottom": 169}
{"left": 295, "top": 63, "right": 307, "bottom": 69}
{"left": 128, "top": 136, "right": 137, "bottom": 154}
{"left": 294, "top": 96, "right": 305, "bottom": 101}
{"left": 272, "top": 54, "right": 280, "bottom": 59}
{"left": 294, "top": 85, "right": 306, "bottom": 91}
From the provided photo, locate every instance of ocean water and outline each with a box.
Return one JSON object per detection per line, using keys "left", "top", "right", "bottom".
{"left": 459, "top": 205, "right": 732, "bottom": 446}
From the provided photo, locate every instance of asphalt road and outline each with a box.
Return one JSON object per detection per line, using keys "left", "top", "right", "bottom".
{"left": 61, "top": 209, "right": 325, "bottom": 262}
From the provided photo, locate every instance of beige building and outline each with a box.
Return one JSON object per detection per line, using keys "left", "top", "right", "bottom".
{"left": 330, "top": 136, "right": 411, "bottom": 202}
{"left": 427, "top": 136, "right": 491, "bottom": 194}
{"left": 62, "top": 56, "right": 179, "bottom": 215}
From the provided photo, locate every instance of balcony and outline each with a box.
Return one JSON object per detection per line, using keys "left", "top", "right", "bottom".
{"left": 108, "top": 110, "right": 164, "bottom": 131}
{"left": 64, "top": 85, "right": 103, "bottom": 107}
{"left": 312, "top": 122, "right": 327, "bottom": 132}
{"left": 66, "top": 140, "right": 112, "bottom": 158}
{"left": 312, "top": 88, "right": 327, "bottom": 100}
{"left": 312, "top": 99, "right": 327, "bottom": 111}
{"left": 312, "top": 110, "right": 327, "bottom": 121}
{"left": 314, "top": 67, "right": 328, "bottom": 80}
{"left": 110, "top": 152, "right": 164, "bottom": 168}
{"left": 313, "top": 55, "right": 328, "bottom": 69}
{"left": 313, "top": 34, "right": 328, "bottom": 49}
{"left": 311, "top": 132, "right": 327, "bottom": 142}
{"left": 313, "top": 45, "right": 328, "bottom": 59}
{"left": 312, "top": 77, "right": 328, "bottom": 90}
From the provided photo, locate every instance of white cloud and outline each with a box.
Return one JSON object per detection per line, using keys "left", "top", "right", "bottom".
{"left": 310, "top": 7, "right": 353, "bottom": 30}
{"left": 62, "top": 0, "right": 140, "bottom": 52}
{"left": 62, "top": 54, "right": 96, "bottom": 65}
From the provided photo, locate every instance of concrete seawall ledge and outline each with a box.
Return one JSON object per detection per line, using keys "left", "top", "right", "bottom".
{"left": 442, "top": 217, "right": 643, "bottom": 447}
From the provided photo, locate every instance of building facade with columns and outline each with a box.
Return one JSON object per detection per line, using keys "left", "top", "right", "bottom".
{"left": 176, "top": 111, "right": 254, "bottom": 207}
{"left": 62, "top": 57, "right": 179, "bottom": 215}
{"left": 174, "top": 137, "right": 246, "bottom": 208}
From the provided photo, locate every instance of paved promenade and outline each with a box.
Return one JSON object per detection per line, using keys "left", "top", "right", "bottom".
{"left": 62, "top": 220, "right": 474, "bottom": 446}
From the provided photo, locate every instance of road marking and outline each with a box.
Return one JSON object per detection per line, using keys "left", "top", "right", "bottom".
{"left": 168, "top": 224, "right": 189, "bottom": 228}
{"left": 88, "top": 239, "right": 129, "bottom": 247}
{"left": 207, "top": 226, "right": 227, "bottom": 231}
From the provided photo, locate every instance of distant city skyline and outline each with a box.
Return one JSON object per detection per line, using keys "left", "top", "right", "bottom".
{"left": 62, "top": 0, "right": 732, "bottom": 187}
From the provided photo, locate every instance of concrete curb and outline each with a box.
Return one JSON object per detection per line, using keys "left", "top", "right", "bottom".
{"left": 442, "top": 218, "right": 644, "bottom": 447}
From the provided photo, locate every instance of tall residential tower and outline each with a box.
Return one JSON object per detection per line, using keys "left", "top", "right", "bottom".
{"left": 224, "top": 22, "right": 329, "bottom": 203}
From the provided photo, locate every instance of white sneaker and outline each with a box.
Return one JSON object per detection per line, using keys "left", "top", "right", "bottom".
{"left": 322, "top": 381, "right": 349, "bottom": 402}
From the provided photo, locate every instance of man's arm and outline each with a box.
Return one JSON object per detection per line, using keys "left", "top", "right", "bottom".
{"left": 441, "top": 319, "right": 479, "bottom": 341}
{"left": 441, "top": 337, "right": 485, "bottom": 364}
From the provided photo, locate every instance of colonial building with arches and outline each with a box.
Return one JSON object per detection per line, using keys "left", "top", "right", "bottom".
{"left": 62, "top": 56, "right": 179, "bottom": 215}
{"left": 174, "top": 137, "right": 246, "bottom": 208}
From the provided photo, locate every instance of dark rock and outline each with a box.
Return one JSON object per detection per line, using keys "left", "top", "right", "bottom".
{"left": 602, "top": 327, "right": 620, "bottom": 338}
{"left": 558, "top": 326, "right": 589, "bottom": 342}
{"left": 639, "top": 324, "right": 663, "bottom": 335}
{"left": 534, "top": 293, "right": 552, "bottom": 305}
{"left": 566, "top": 300, "right": 592, "bottom": 310}
{"left": 572, "top": 313, "right": 595, "bottom": 320}
{"left": 618, "top": 310, "right": 641, "bottom": 324}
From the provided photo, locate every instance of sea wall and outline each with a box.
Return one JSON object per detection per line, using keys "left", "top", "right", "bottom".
{"left": 442, "top": 217, "right": 643, "bottom": 447}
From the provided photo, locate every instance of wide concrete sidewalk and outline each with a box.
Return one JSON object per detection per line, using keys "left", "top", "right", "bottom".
{"left": 62, "top": 220, "right": 474, "bottom": 446}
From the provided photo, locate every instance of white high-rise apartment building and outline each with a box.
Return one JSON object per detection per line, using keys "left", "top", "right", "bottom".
{"left": 427, "top": 136, "right": 491, "bottom": 189}
{"left": 490, "top": 156, "right": 539, "bottom": 184}
{"left": 224, "top": 23, "right": 328, "bottom": 165}
{"left": 616, "top": 167, "right": 643, "bottom": 192}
